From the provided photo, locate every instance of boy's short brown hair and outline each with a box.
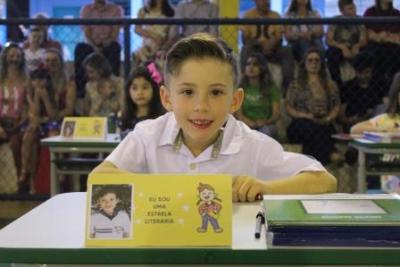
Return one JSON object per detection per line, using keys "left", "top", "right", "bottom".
{"left": 164, "top": 33, "right": 240, "bottom": 87}
{"left": 338, "top": 0, "right": 354, "bottom": 11}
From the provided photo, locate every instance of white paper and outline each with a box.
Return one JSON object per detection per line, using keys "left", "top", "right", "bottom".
{"left": 301, "top": 200, "right": 387, "bottom": 214}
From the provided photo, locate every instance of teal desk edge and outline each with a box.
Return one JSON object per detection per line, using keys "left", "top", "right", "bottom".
{"left": 40, "top": 135, "right": 120, "bottom": 149}
{"left": 0, "top": 247, "right": 399, "bottom": 265}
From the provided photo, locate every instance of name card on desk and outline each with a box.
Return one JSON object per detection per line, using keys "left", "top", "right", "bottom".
{"left": 61, "top": 117, "right": 107, "bottom": 139}
{"left": 85, "top": 173, "right": 232, "bottom": 247}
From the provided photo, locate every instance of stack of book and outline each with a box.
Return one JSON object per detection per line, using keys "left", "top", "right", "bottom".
{"left": 362, "top": 131, "right": 400, "bottom": 143}
{"left": 263, "top": 194, "right": 400, "bottom": 247}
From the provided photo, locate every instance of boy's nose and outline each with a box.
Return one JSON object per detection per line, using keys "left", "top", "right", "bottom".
{"left": 193, "top": 96, "right": 210, "bottom": 112}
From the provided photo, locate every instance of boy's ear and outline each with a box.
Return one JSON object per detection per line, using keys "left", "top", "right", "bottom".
{"left": 160, "top": 85, "right": 173, "bottom": 111}
{"left": 231, "top": 88, "right": 244, "bottom": 113}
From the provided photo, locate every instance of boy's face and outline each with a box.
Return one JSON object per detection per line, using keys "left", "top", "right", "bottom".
{"left": 161, "top": 58, "right": 243, "bottom": 155}
{"left": 98, "top": 192, "right": 119, "bottom": 215}
{"left": 341, "top": 4, "right": 356, "bottom": 16}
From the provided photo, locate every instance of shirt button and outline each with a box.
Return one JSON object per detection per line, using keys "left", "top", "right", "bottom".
{"left": 189, "top": 163, "right": 196, "bottom": 170}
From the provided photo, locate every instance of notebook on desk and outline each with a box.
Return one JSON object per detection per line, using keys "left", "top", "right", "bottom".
{"left": 85, "top": 172, "right": 232, "bottom": 248}
{"left": 262, "top": 194, "right": 400, "bottom": 247}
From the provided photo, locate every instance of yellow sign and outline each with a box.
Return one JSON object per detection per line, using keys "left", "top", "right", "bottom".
{"left": 85, "top": 173, "right": 232, "bottom": 247}
{"left": 61, "top": 117, "right": 107, "bottom": 139}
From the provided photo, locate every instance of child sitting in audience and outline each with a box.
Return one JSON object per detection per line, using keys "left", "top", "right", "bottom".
{"left": 351, "top": 72, "right": 400, "bottom": 134}
{"left": 339, "top": 53, "right": 381, "bottom": 133}
{"left": 235, "top": 52, "right": 280, "bottom": 138}
{"left": 119, "top": 66, "right": 164, "bottom": 139}
{"left": 92, "top": 33, "right": 337, "bottom": 202}
{"left": 19, "top": 68, "right": 58, "bottom": 193}
{"left": 24, "top": 28, "right": 46, "bottom": 72}
{"left": 82, "top": 53, "right": 123, "bottom": 116}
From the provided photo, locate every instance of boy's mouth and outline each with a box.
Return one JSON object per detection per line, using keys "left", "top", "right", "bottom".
{"left": 189, "top": 119, "right": 213, "bottom": 129}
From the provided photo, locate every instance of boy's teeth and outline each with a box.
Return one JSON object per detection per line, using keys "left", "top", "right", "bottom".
{"left": 192, "top": 120, "right": 210, "bottom": 125}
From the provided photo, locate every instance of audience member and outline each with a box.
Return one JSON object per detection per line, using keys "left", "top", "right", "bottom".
{"left": 285, "top": 48, "right": 341, "bottom": 165}
{"left": 0, "top": 44, "right": 28, "bottom": 181}
{"left": 167, "top": 0, "right": 218, "bottom": 48}
{"left": 339, "top": 53, "right": 381, "bottom": 132}
{"left": 235, "top": 52, "right": 280, "bottom": 138}
{"left": 363, "top": 0, "right": 400, "bottom": 85}
{"left": 351, "top": 71, "right": 400, "bottom": 134}
{"left": 22, "top": 13, "right": 63, "bottom": 51}
{"left": 75, "top": 0, "right": 124, "bottom": 98}
{"left": 134, "top": 0, "right": 174, "bottom": 64}
{"left": 19, "top": 68, "right": 58, "bottom": 193}
{"left": 119, "top": 66, "right": 164, "bottom": 139}
{"left": 284, "top": 0, "right": 324, "bottom": 61}
{"left": 24, "top": 28, "right": 46, "bottom": 72}
{"left": 240, "top": 0, "right": 294, "bottom": 94}
{"left": 44, "top": 48, "right": 76, "bottom": 121}
{"left": 82, "top": 52, "right": 123, "bottom": 116}
{"left": 326, "top": 0, "right": 367, "bottom": 88}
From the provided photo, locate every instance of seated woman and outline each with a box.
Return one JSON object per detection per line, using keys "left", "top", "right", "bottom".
{"left": 351, "top": 72, "right": 400, "bottom": 134}
{"left": 235, "top": 52, "right": 281, "bottom": 138}
{"left": 285, "top": 48, "right": 341, "bottom": 165}
{"left": 82, "top": 52, "right": 123, "bottom": 117}
{"left": 19, "top": 68, "right": 57, "bottom": 193}
{"left": 134, "top": 0, "right": 174, "bottom": 64}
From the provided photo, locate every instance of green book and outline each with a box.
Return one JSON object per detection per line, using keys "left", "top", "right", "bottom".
{"left": 264, "top": 198, "right": 400, "bottom": 227}
{"left": 262, "top": 195, "right": 400, "bottom": 247}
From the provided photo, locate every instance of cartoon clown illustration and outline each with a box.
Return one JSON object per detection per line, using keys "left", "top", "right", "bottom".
{"left": 196, "top": 183, "right": 223, "bottom": 233}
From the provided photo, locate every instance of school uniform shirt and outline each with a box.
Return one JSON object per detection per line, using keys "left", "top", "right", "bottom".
{"left": 106, "top": 112, "right": 325, "bottom": 180}
{"left": 90, "top": 209, "right": 131, "bottom": 239}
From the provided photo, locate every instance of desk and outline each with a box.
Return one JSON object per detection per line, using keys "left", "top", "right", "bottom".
{"left": 0, "top": 193, "right": 399, "bottom": 266}
{"left": 41, "top": 135, "right": 120, "bottom": 196}
{"left": 350, "top": 139, "right": 400, "bottom": 193}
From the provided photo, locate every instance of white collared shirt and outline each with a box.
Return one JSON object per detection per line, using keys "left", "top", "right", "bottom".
{"left": 106, "top": 112, "right": 325, "bottom": 180}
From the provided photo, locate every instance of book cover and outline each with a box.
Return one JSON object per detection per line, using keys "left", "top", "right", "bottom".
{"left": 85, "top": 172, "right": 232, "bottom": 248}
{"left": 263, "top": 195, "right": 400, "bottom": 247}
{"left": 263, "top": 198, "right": 400, "bottom": 227}
{"left": 362, "top": 131, "right": 400, "bottom": 143}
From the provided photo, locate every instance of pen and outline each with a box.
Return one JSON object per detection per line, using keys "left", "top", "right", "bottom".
{"left": 254, "top": 211, "right": 265, "bottom": 239}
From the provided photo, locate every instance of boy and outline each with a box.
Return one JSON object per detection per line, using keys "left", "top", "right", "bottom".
{"left": 24, "top": 27, "right": 46, "bottom": 72}
{"left": 92, "top": 33, "right": 337, "bottom": 202}
{"left": 90, "top": 186, "right": 130, "bottom": 239}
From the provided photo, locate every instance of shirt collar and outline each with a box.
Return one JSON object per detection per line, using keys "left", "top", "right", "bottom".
{"left": 158, "top": 113, "right": 242, "bottom": 159}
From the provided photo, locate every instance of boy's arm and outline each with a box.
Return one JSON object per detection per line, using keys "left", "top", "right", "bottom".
{"left": 91, "top": 160, "right": 129, "bottom": 174}
{"left": 233, "top": 171, "right": 337, "bottom": 202}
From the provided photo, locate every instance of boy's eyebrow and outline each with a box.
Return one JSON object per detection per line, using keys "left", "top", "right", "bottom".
{"left": 177, "top": 82, "right": 227, "bottom": 87}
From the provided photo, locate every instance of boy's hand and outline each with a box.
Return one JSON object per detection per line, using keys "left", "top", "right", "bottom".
{"left": 232, "top": 176, "right": 266, "bottom": 202}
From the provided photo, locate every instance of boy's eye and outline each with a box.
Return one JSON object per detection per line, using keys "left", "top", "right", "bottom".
{"left": 180, "top": 89, "right": 193, "bottom": 96}
{"left": 211, "top": 89, "right": 224, "bottom": 96}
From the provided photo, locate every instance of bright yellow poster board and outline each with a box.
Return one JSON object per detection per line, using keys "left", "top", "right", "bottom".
{"left": 61, "top": 117, "right": 107, "bottom": 139}
{"left": 85, "top": 173, "right": 232, "bottom": 247}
